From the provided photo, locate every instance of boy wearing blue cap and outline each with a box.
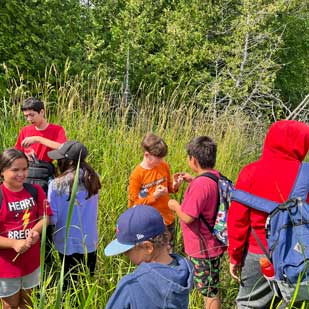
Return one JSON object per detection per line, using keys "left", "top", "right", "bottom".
{"left": 104, "top": 205, "right": 194, "bottom": 309}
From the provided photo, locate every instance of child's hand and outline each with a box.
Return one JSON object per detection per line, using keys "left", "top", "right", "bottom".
{"left": 12, "top": 239, "right": 31, "bottom": 254}
{"left": 21, "top": 136, "right": 40, "bottom": 148}
{"left": 153, "top": 185, "right": 168, "bottom": 199}
{"left": 168, "top": 199, "right": 179, "bottom": 211}
{"left": 26, "top": 230, "right": 40, "bottom": 246}
{"left": 229, "top": 263, "right": 242, "bottom": 282}
{"left": 173, "top": 172, "right": 184, "bottom": 191}
{"left": 181, "top": 172, "right": 194, "bottom": 183}
{"left": 173, "top": 172, "right": 184, "bottom": 183}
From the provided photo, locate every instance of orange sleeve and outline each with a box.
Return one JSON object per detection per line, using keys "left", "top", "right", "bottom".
{"left": 128, "top": 168, "right": 156, "bottom": 207}
{"left": 165, "top": 162, "right": 175, "bottom": 193}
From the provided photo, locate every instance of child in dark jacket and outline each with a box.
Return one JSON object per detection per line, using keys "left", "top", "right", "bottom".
{"left": 104, "top": 205, "right": 194, "bottom": 309}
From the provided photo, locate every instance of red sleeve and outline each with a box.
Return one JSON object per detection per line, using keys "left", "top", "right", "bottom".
{"left": 54, "top": 126, "right": 67, "bottom": 143}
{"left": 182, "top": 179, "right": 207, "bottom": 218}
{"left": 227, "top": 167, "right": 252, "bottom": 265}
{"left": 34, "top": 185, "right": 53, "bottom": 217}
{"left": 15, "top": 129, "right": 25, "bottom": 151}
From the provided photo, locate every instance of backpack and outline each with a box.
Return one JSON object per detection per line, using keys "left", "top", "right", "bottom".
{"left": 198, "top": 172, "right": 234, "bottom": 246}
{"left": 231, "top": 162, "right": 309, "bottom": 302}
{"left": 26, "top": 156, "right": 55, "bottom": 194}
{"left": 0, "top": 183, "right": 38, "bottom": 208}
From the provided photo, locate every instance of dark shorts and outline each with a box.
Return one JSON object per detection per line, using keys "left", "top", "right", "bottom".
{"left": 189, "top": 255, "right": 222, "bottom": 298}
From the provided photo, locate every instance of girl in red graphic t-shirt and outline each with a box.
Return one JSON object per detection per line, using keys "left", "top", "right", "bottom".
{"left": 0, "top": 148, "right": 52, "bottom": 309}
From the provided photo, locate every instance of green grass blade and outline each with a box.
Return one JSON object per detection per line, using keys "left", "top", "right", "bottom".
{"left": 55, "top": 157, "right": 81, "bottom": 308}
{"left": 39, "top": 202, "right": 48, "bottom": 309}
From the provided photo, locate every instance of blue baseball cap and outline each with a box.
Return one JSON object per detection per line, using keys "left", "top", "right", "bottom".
{"left": 104, "top": 205, "right": 165, "bottom": 256}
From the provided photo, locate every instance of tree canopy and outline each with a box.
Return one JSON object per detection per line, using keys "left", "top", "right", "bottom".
{"left": 0, "top": 0, "right": 308, "bottom": 116}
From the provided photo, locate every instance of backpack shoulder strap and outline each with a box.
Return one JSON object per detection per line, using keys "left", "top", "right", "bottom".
{"left": 231, "top": 189, "right": 278, "bottom": 214}
{"left": 289, "top": 163, "right": 309, "bottom": 199}
{"left": 199, "top": 213, "right": 214, "bottom": 232}
{"left": 197, "top": 172, "right": 219, "bottom": 232}
{"left": 23, "top": 183, "right": 38, "bottom": 202}
{"left": 196, "top": 172, "right": 219, "bottom": 184}
{"left": 231, "top": 164, "right": 309, "bottom": 213}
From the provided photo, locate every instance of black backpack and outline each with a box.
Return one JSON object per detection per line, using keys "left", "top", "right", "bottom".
{"left": 0, "top": 183, "right": 38, "bottom": 208}
{"left": 25, "top": 156, "right": 55, "bottom": 193}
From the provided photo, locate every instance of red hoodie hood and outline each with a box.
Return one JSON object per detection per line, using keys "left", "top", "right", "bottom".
{"left": 262, "top": 120, "right": 309, "bottom": 162}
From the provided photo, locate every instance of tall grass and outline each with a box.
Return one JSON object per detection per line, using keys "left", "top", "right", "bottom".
{"left": 0, "top": 70, "right": 303, "bottom": 308}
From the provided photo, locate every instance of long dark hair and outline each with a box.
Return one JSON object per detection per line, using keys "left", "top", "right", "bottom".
{"left": 0, "top": 148, "right": 29, "bottom": 184}
{"left": 57, "top": 158, "right": 101, "bottom": 199}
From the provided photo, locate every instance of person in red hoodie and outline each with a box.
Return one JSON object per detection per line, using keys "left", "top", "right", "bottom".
{"left": 227, "top": 120, "right": 309, "bottom": 308}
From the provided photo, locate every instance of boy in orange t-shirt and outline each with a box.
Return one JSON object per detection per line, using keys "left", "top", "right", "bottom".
{"left": 128, "top": 133, "right": 183, "bottom": 248}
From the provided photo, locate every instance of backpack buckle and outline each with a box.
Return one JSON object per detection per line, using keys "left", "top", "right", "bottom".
{"left": 278, "top": 198, "right": 298, "bottom": 210}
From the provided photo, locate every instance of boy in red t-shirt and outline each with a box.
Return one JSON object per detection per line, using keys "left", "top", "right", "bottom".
{"left": 169, "top": 136, "right": 226, "bottom": 309}
{"left": 15, "top": 97, "right": 66, "bottom": 163}
{"left": 15, "top": 97, "right": 67, "bottom": 263}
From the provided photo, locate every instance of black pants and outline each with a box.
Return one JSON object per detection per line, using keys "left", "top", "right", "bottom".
{"left": 45, "top": 225, "right": 54, "bottom": 266}
{"left": 58, "top": 251, "right": 97, "bottom": 290}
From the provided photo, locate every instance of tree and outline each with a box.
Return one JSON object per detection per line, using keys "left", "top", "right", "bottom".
{"left": 88, "top": 0, "right": 299, "bottom": 116}
{"left": 274, "top": 3, "right": 309, "bottom": 109}
{"left": 0, "top": 0, "right": 91, "bottom": 96}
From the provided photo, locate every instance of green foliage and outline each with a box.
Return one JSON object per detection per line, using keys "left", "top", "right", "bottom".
{"left": 1, "top": 0, "right": 307, "bottom": 118}
{"left": 39, "top": 215, "right": 48, "bottom": 309}
{"left": 55, "top": 165, "right": 81, "bottom": 308}
{"left": 274, "top": 3, "right": 309, "bottom": 109}
{"left": 87, "top": 0, "right": 298, "bottom": 114}
{"left": 0, "top": 0, "right": 92, "bottom": 95}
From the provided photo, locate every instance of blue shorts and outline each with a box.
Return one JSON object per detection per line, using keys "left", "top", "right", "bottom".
{"left": 0, "top": 267, "right": 40, "bottom": 298}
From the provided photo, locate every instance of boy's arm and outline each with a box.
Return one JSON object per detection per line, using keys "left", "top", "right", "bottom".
{"left": 227, "top": 167, "right": 252, "bottom": 266}
{"left": 168, "top": 199, "right": 194, "bottom": 224}
{"left": 15, "top": 129, "right": 25, "bottom": 150}
{"left": 128, "top": 172, "right": 157, "bottom": 207}
{"left": 166, "top": 164, "right": 177, "bottom": 193}
{"left": 20, "top": 125, "right": 66, "bottom": 150}
{"left": 21, "top": 136, "right": 62, "bottom": 150}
